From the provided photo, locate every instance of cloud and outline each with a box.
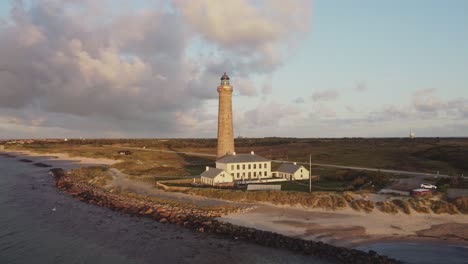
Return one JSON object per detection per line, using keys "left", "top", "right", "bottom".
{"left": 345, "top": 105, "right": 355, "bottom": 113}
{"left": 0, "top": 0, "right": 310, "bottom": 138}
{"left": 311, "top": 89, "right": 339, "bottom": 101}
{"left": 367, "top": 105, "right": 409, "bottom": 122}
{"left": 412, "top": 89, "right": 445, "bottom": 112}
{"left": 174, "top": 0, "right": 311, "bottom": 74}
{"left": 242, "top": 102, "right": 301, "bottom": 127}
{"left": 354, "top": 80, "right": 367, "bottom": 91}
{"left": 293, "top": 98, "right": 305, "bottom": 104}
{"left": 235, "top": 77, "right": 257, "bottom": 96}
{"left": 312, "top": 104, "right": 336, "bottom": 118}
{"left": 412, "top": 89, "right": 468, "bottom": 119}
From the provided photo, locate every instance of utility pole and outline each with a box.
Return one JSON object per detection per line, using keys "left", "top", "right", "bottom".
{"left": 309, "top": 154, "right": 312, "bottom": 193}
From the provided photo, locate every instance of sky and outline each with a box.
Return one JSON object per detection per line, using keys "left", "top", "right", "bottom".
{"left": 0, "top": 0, "right": 467, "bottom": 139}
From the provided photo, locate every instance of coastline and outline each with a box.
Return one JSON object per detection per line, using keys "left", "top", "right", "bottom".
{"left": 219, "top": 204, "right": 468, "bottom": 248}
{"left": 1, "top": 150, "right": 400, "bottom": 263}
{"left": 5, "top": 150, "right": 120, "bottom": 166}
{"left": 2, "top": 150, "right": 467, "bottom": 262}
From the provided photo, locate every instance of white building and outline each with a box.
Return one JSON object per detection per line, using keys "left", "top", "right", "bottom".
{"left": 277, "top": 162, "right": 309, "bottom": 181}
{"left": 216, "top": 151, "right": 271, "bottom": 181}
{"left": 200, "top": 167, "right": 234, "bottom": 186}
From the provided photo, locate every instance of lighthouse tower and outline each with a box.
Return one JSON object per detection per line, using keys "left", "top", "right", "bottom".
{"left": 217, "top": 73, "right": 235, "bottom": 158}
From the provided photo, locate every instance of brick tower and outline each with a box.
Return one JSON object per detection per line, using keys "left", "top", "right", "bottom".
{"left": 217, "top": 73, "right": 235, "bottom": 158}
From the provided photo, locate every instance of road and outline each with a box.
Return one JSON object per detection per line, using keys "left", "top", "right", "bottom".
{"left": 110, "top": 146, "right": 452, "bottom": 179}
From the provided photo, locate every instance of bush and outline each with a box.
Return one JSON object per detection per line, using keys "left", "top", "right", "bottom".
{"left": 430, "top": 200, "right": 459, "bottom": 214}
{"left": 408, "top": 198, "right": 431, "bottom": 213}
{"left": 350, "top": 199, "right": 374, "bottom": 213}
{"left": 392, "top": 199, "right": 411, "bottom": 214}
{"left": 376, "top": 201, "right": 398, "bottom": 214}
{"left": 186, "top": 189, "right": 349, "bottom": 210}
{"left": 452, "top": 197, "right": 468, "bottom": 213}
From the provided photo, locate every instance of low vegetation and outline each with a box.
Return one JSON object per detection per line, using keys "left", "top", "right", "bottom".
{"left": 183, "top": 188, "right": 349, "bottom": 209}
{"left": 407, "top": 198, "right": 431, "bottom": 213}
{"left": 5, "top": 138, "right": 468, "bottom": 215}
{"left": 452, "top": 197, "right": 468, "bottom": 213}
{"left": 6, "top": 137, "right": 468, "bottom": 177}
{"left": 350, "top": 199, "right": 374, "bottom": 212}
{"left": 430, "top": 200, "right": 459, "bottom": 214}
{"left": 69, "top": 166, "right": 112, "bottom": 187}
{"left": 375, "top": 201, "right": 399, "bottom": 214}
{"left": 391, "top": 199, "right": 411, "bottom": 214}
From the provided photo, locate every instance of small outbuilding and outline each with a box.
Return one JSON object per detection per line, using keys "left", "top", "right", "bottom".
{"left": 277, "top": 162, "right": 309, "bottom": 181}
{"left": 200, "top": 167, "right": 234, "bottom": 186}
{"left": 117, "top": 150, "right": 132, "bottom": 155}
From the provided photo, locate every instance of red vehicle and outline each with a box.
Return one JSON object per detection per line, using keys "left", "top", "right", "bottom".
{"left": 410, "top": 188, "right": 432, "bottom": 197}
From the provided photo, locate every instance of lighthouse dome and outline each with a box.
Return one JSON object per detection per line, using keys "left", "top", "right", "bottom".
{"left": 220, "top": 73, "right": 230, "bottom": 80}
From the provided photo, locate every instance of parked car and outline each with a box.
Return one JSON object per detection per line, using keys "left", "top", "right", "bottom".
{"left": 411, "top": 188, "right": 432, "bottom": 197}
{"left": 420, "top": 183, "right": 437, "bottom": 189}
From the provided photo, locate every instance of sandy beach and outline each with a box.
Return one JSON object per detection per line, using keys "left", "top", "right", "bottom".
{"left": 7, "top": 150, "right": 120, "bottom": 166}
{"left": 219, "top": 204, "right": 468, "bottom": 248}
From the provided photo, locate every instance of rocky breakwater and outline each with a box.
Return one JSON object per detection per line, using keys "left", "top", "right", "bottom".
{"left": 49, "top": 168, "right": 401, "bottom": 264}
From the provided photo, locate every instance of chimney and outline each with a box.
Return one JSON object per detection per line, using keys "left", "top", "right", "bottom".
{"left": 206, "top": 166, "right": 209, "bottom": 171}
{"left": 293, "top": 162, "right": 297, "bottom": 165}
{"left": 251, "top": 151, "right": 254, "bottom": 155}
{"left": 233, "top": 151, "right": 236, "bottom": 155}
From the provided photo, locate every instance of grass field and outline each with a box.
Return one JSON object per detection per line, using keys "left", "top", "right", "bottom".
{"left": 4, "top": 137, "right": 468, "bottom": 179}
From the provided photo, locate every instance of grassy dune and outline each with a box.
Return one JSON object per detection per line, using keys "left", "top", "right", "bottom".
{"left": 4, "top": 137, "right": 468, "bottom": 181}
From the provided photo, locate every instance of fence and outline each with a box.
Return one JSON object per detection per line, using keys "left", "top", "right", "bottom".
{"left": 247, "top": 184, "right": 281, "bottom": 191}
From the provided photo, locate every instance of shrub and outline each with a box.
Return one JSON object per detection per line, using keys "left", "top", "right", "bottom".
{"left": 452, "top": 197, "right": 468, "bottom": 214}
{"left": 392, "top": 199, "right": 411, "bottom": 214}
{"left": 430, "top": 200, "right": 459, "bottom": 214}
{"left": 350, "top": 199, "right": 374, "bottom": 213}
{"left": 408, "top": 198, "right": 431, "bottom": 213}
{"left": 376, "top": 201, "right": 398, "bottom": 214}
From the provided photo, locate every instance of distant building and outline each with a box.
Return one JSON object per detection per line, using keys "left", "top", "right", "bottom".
{"left": 200, "top": 167, "right": 234, "bottom": 186}
{"left": 216, "top": 151, "right": 271, "bottom": 181}
{"left": 409, "top": 130, "right": 415, "bottom": 139}
{"left": 277, "top": 162, "right": 309, "bottom": 181}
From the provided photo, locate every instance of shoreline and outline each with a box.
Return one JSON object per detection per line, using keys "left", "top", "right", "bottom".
{"left": 4, "top": 150, "right": 120, "bottom": 166}
{"left": 47, "top": 167, "right": 399, "bottom": 264}
{"left": 1, "top": 151, "right": 399, "bottom": 263}
{"left": 220, "top": 204, "right": 468, "bottom": 248}
{"left": 2, "top": 150, "right": 467, "bottom": 258}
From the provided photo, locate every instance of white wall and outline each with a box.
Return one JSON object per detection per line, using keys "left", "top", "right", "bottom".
{"left": 216, "top": 161, "right": 272, "bottom": 181}
{"left": 213, "top": 172, "right": 234, "bottom": 184}
{"left": 278, "top": 166, "right": 309, "bottom": 180}
{"left": 293, "top": 167, "right": 309, "bottom": 180}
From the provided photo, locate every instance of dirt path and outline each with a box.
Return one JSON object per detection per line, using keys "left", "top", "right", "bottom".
{"left": 106, "top": 168, "right": 248, "bottom": 208}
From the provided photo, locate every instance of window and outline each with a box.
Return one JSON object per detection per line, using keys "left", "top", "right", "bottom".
{"left": 243, "top": 164, "right": 245, "bottom": 170}
{"left": 301, "top": 169, "right": 303, "bottom": 173}
{"left": 264, "top": 171, "right": 267, "bottom": 176}
{"left": 259, "top": 171, "right": 262, "bottom": 176}
{"left": 254, "top": 164, "right": 256, "bottom": 169}
{"left": 231, "top": 173, "right": 234, "bottom": 177}
{"left": 237, "top": 165, "right": 240, "bottom": 170}
{"left": 264, "top": 163, "right": 267, "bottom": 168}
{"left": 248, "top": 172, "right": 251, "bottom": 177}
{"left": 248, "top": 164, "right": 251, "bottom": 169}
{"left": 254, "top": 172, "right": 257, "bottom": 177}
{"left": 237, "top": 173, "right": 240, "bottom": 178}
